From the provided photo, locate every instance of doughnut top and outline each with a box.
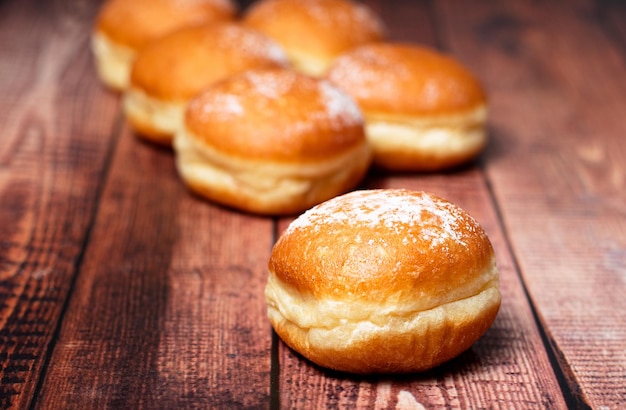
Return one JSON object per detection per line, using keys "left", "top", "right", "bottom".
{"left": 95, "top": 0, "right": 237, "bottom": 50}
{"left": 270, "top": 189, "right": 496, "bottom": 308}
{"left": 326, "top": 43, "right": 487, "bottom": 116}
{"left": 184, "top": 68, "right": 365, "bottom": 162}
{"left": 243, "top": 0, "right": 385, "bottom": 63}
{"left": 130, "top": 23, "right": 289, "bottom": 100}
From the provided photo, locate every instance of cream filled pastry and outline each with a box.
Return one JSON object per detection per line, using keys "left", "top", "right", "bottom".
{"left": 266, "top": 189, "right": 501, "bottom": 373}
{"left": 173, "top": 68, "right": 372, "bottom": 215}
{"left": 327, "top": 43, "right": 488, "bottom": 171}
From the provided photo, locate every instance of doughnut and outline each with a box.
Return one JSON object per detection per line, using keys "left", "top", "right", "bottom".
{"left": 326, "top": 43, "right": 488, "bottom": 171}
{"left": 91, "top": 0, "right": 237, "bottom": 91}
{"left": 243, "top": 0, "right": 385, "bottom": 77}
{"left": 173, "top": 68, "right": 372, "bottom": 215}
{"left": 266, "top": 189, "right": 501, "bottom": 374}
{"left": 123, "top": 23, "right": 289, "bottom": 145}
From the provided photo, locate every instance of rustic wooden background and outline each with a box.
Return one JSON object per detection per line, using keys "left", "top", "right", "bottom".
{"left": 0, "top": 0, "right": 624, "bottom": 408}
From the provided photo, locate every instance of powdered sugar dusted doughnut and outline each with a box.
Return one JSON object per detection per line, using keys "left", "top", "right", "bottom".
{"left": 326, "top": 43, "right": 488, "bottom": 171}
{"left": 123, "top": 23, "right": 289, "bottom": 145}
{"left": 174, "top": 68, "right": 372, "bottom": 215}
{"left": 243, "top": 0, "right": 386, "bottom": 76}
{"left": 266, "top": 189, "right": 501, "bottom": 373}
{"left": 92, "top": 0, "right": 237, "bottom": 91}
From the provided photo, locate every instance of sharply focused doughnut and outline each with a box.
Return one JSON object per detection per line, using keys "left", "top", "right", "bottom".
{"left": 326, "top": 43, "right": 488, "bottom": 171}
{"left": 91, "top": 0, "right": 237, "bottom": 91}
{"left": 173, "top": 68, "right": 372, "bottom": 215}
{"left": 243, "top": 0, "right": 386, "bottom": 76}
{"left": 266, "top": 189, "right": 501, "bottom": 374}
{"left": 123, "top": 23, "right": 289, "bottom": 145}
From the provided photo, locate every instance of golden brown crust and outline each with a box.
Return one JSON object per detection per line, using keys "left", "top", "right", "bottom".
{"left": 184, "top": 68, "right": 366, "bottom": 162}
{"left": 325, "top": 43, "right": 488, "bottom": 171}
{"left": 266, "top": 189, "right": 501, "bottom": 373}
{"left": 95, "top": 0, "right": 237, "bottom": 51}
{"left": 174, "top": 68, "right": 371, "bottom": 215}
{"left": 326, "top": 43, "right": 486, "bottom": 116}
{"left": 129, "top": 23, "right": 289, "bottom": 101}
{"left": 271, "top": 189, "right": 494, "bottom": 299}
{"left": 243, "top": 0, "right": 385, "bottom": 76}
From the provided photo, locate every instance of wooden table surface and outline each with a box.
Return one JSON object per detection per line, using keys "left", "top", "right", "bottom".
{"left": 1, "top": 0, "right": 625, "bottom": 408}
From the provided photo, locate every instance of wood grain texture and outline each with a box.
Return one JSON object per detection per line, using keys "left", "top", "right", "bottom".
{"left": 34, "top": 129, "right": 275, "bottom": 409}
{"left": 0, "top": 0, "right": 119, "bottom": 408}
{"left": 437, "top": 0, "right": 626, "bottom": 407}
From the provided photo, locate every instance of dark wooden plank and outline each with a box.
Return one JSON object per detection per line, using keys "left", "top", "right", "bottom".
{"left": 34, "top": 127, "right": 275, "bottom": 408}
{"left": 596, "top": 0, "right": 626, "bottom": 51}
{"left": 0, "top": 0, "right": 119, "bottom": 408}
{"left": 438, "top": 0, "right": 626, "bottom": 408}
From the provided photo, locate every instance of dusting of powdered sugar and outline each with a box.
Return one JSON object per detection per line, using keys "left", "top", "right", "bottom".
{"left": 231, "top": 70, "right": 362, "bottom": 127}
{"left": 318, "top": 80, "right": 363, "bottom": 126}
{"left": 191, "top": 90, "right": 245, "bottom": 119}
{"left": 216, "top": 24, "right": 289, "bottom": 65}
{"left": 191, "top": 69, "right": 365, "bottom": 128}
{"left": 302, "top": 0, "right": 384, "bottom": 35}
{"left": 286, "top": 189, "right": 474, "bottom": 248}
{"left": 213, "top": 93, "right": 244, "bottom": 115}
{"left": 242, "top": 69, "right": 297, "bottom": 100}
{"left": 328, "top": 45, "right": 413, "bottom": 101}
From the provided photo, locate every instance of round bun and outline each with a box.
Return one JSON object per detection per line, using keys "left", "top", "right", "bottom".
{"left": 92, "top": 0, "right": 237, "bottom": 91}
{"left": 326, "top": 43, "right": 488, "bottom": 171}
{"left": 174, "top": 68, "right": 372, "bottom": 215}
{"left": 266, "top": 189, "right": 500, "bottom": 374}
{"left": 123, "top": 23, "right": 289, "bottom": 145}
{"left": 243, "top": 0, "right": 385, "bottom": 77}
